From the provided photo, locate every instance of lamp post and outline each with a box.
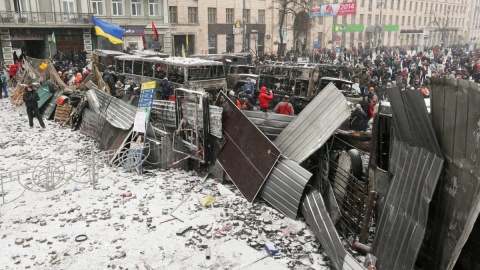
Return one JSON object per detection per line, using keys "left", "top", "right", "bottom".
{"left": 376, "top": 0, "right": 384, "bottom": 49}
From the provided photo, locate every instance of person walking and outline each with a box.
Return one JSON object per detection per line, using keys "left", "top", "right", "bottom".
{"left": 23, "top": 84, "right": 46, "bottom": 129}
{"left": 274, "top": 95, "right": 294, "bottom": 115}
{"left": 258, "top": 86, "right": 273, "bottom": 112}
{"left": 0, "top": 71, "right": 7, "bottom": 98}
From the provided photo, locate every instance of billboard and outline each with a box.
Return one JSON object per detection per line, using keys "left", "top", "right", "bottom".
{"left": 310, "top": 2, "right": 356, "bottom": 17}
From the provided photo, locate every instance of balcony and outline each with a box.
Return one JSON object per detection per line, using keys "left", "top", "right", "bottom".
{"left": 0, "top": 11, "right": 93, "bottom": 26}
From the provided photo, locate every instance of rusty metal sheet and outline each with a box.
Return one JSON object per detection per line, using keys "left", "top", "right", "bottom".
{"left": 301, "top": 190, "right": 366, "bottom": 270}
{"left": 215, "top": 91, "right": 280, "bottom": 202}
{"left": 274, "top": 83, "right": 350, "bottom": 163}
{"left": 258, "top": 156, "right": 312, "bottom": 219}
{"left": 80, "top": 108, "right": 102, "bottom": 141}
{"left": 417, "top": 78, "right": 480, "bottom": 270}
{"left": 242, "top": 111, "right": 295, "bottom": 140}
{"left": 371, "top": 87, "right": 444, "bottom": 270}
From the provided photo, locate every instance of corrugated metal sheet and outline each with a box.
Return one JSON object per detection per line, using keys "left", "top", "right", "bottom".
{"left": 258, "top": 156, "right": 312, "bottom": 219}
{"left": 371, "top": 87, "right": 444, "bottom": 270}
{"left": 242, "top": 111, "right": 295, "bottom": 140}
{"left": 300, "top": 190, "right": 366, "bottom": 270}
{"left": 418, "top": 78, "right": 480, "bottom": 270}
{"left": 215, "top": 92, "right": 281, "bottom": 203}
{"left": 90, "top": 88, "right": 136, "bottom": 130}
{"left": 105, "top": 96, "right": 137, "bottom": 130}
{"left": 274, "top": 83, "right": 350, "bottom": 163}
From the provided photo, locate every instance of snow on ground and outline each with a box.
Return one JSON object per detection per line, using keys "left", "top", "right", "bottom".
{"left": 0, "top": 98, "right": 329, "bottom": 270}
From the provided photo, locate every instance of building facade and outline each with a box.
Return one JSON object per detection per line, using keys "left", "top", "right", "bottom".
{"left": 0, "top": 0, "right": 478, "bottom": 65}
{"left": 0, "top": 0, "right": 169, "bottom": 65}
{"left": 304, "top": 0, "right": 471, "bottom": 53}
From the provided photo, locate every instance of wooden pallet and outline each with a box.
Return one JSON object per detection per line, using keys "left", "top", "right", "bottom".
{"left": 54, "top": 105, "right": 72, "bottom": 123}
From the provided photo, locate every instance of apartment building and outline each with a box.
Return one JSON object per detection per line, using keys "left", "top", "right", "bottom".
{"left": 306, "top": 0, "right": 471, "bottom": 52}
{"left": 0, "top": 0, "right": 169, "bottom": 65}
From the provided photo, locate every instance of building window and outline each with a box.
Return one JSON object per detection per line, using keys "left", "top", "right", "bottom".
{"left": 391, "top": 0, "right": 394, "bottom": 10}
{"left": 226, "top": 8, "right": 234, "bottom": 24}
{"left": 420, "top": 2, "right": 423, "bottom": 11}
{"left": 342, "top": 16, "right": 346, "bottom": 24}
{"left": 131, "top": 0, "right": 142, "bottom": 16}
{"left": 413, "top": 16, "right": 416, "bottom": 26}
{"left": 407, "top": 16, "right": 410, "bottom": 25}
{"left": 188, "top": 7, "right": 198, "bottom": 24}
{"left": 112, "top": 0, "right": 123, "bottom": 16}
{"left": 318, "top": 16, "right": 323, "bottom": 25}
{"left": 149, "top": 0, "right": 159, "bottom": 16}
{"left": 359, "top": 14, "right": 364, "bottom": 24}
{"left": 208, "top": 8, "right": 216, "bottom": 23}
{"left": 92, "top": 0, "right": 104, "bottom": 15}
{"left": 414, "top": 2, "right": 417, "bottom": 11}
{"left": 13, "top": 0, "right": 27, "bottom": 12}
{"left": 226, "top": 34, "right": 234, "bottom": 53}
{"left": 397, "top": 0, "right": 400, "bottom": 10}
{"left": 423, "top": 17, "right": 427, "bottom": 26}
{"left": 402, "top": 16, "right": 405, "bottom": 25}
{"left": 409, "top": 1, "right": 412, "bottom": 11}
{"left": 367, "top": 14, "right": 371, "bottom": 25}
{"left": 389, "top": 15, "right": 392, "bottom": 24}
{"left": 375, "top": 15, "right": 379, "bottom": 25}
{"left": 258, "top": 9, "right": 265, "bottom": 24}
{"left": 169, "top": 6, "right": 177, "bottom": 23}
{"left": 244, "top": 9, "right": 250, "bottom": 23}
{"left": 62, "top": 0, "right": 75, "bottom": 13}
{"left": 396, "top": 15, "right": 399, "bottom": 25}
{"left": 351, "top": 14, "right": 356, "bottom": 24}
{"left": 368, "top": 0, "right": 372, "bottom": 10}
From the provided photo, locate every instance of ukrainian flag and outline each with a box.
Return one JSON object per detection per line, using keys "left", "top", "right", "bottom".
{"left": 92, "top": 16, "right": 124, "bottom": 44}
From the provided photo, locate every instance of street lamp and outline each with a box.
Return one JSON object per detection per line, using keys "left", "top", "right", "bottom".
{"left": 376, "top": 0, "right": 384, "bottom": 49}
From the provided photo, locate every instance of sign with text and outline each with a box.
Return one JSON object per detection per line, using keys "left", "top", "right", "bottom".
{"left": 133, "top": 81, "right": 156, "bottom": 133}
{"left": 310, "top": 2, "right": 356, "bottom": 17}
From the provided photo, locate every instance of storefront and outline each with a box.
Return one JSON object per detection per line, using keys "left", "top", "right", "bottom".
{"left": 208, "top": 23, "right": 266, "bottom": 54}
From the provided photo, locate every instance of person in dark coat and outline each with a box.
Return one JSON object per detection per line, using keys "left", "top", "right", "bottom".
{"left": 13, "top": 51, "right": 19, "bottom": 63}
{"left": 359, "top": 95, "right": 370, "bottom": 117}
{"left": 102, "top": 69, "right": 115, "bottom": 96}
{"left": 23, "top": 84, "right": 46, "bottom": 129}
{"left": 160, "top": 78, "right": 172, "bottom": 100}
{"left": 350, "top": 104, "right": 368, "bottom": 131}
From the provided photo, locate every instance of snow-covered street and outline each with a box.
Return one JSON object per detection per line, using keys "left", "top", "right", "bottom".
{"left": 0, "top": 98, "right": 328, "bottom": 269}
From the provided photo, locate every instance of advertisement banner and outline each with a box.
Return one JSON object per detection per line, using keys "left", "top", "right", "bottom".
{"left": 133, "top": 81, "right": 156, "bottom": 133}
{"left": 310, "top": 2, "right": 356, "bottom": 17}
{"left": 333, "top": 24, "right": 365, "bottom": 32}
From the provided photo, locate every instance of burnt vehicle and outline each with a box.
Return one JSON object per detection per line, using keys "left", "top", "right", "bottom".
{"left": 259, "top": 62, "right": 341, "bottom": 113}
{"left": 113, "top": 56, "right": 226, "bottom": 100}
{"left": 226, "top": 65, "right": 259, "bottom": 94}
{"left": 92, "top": 49, "right": 126, "bottom": 71}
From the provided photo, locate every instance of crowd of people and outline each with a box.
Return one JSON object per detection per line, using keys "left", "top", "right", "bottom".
{"left": 5, "top": 44, "right": 480, "bottom": 131}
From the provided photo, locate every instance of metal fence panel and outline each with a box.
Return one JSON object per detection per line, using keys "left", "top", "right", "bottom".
{"left": 274, "top": 83, "right": 350, "bottom": 163}
{"left": 371, "top": 87, "right": 444, "bottom": 270}
{"left": 417, "top": 78, "right": 480, "bottom": 270}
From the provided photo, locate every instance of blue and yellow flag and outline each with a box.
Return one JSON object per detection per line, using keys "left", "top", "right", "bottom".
{"left": 92, "top": 16, "right": 124, "bottom": 44}
{"left": 181, "top": 44, "right": 187, "bottom": 58}
{"left": 52, "top": 31, "right": 56, "bottom": 43}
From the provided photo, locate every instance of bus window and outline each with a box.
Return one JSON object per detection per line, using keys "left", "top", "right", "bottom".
{"left": 142, "top": 61, "right": 154, "bottom": 77}
{"left": 133, "top": 60, "right": 143, "bottom": 75}
{"left": 116, "top": 59, "right": 124, "bottom": 73}
{"left": 125, "top": 60, "right": 133, "bottom": 74}
{"left": 155, "top": 63, "right": 167, "bottom": 80}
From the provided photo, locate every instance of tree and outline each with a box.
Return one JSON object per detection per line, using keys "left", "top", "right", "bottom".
{"left": 275, "top": 0, "right": 312, "bottom": 57}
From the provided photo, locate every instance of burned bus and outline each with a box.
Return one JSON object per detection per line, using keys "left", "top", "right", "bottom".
{"left": 259, "top": 62, "right": 342, "bottom": 113}
{"left": 92, "top": 49, "right": 126, "bottom": 71}
{"left": 113, "top": 56, "right": 226, "bottom": 100}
